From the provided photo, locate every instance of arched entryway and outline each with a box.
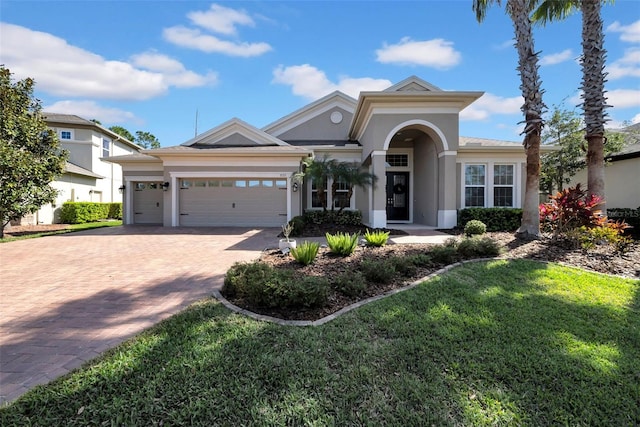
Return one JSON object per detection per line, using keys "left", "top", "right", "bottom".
{"left": 383, "top": 121, "right": 450, "bottom": 227}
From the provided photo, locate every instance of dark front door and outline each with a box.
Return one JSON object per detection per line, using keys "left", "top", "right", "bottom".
{"left": 386, "top": 172, "right": 409, "bottom": 221}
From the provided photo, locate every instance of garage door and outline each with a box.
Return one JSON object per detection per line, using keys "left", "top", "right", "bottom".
{"left": 179, "top": 178, "right": 288, "bottom": 226}
{"left": 132, "top": 182, "right": 164, "bottom": 224}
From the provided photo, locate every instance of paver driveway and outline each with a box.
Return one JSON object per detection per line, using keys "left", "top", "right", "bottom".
{"left": 0, "top": 226, "right": 277, "bottom": 404}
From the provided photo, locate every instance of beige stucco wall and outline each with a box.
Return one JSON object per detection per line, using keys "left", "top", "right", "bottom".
{"left": 570, "top": 158, "right": 640, "bottom": 209}
{"left": 277, "top": 108, "right": 353, "bottom": 141}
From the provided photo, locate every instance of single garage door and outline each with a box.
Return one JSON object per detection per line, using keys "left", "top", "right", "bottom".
{"left": 179, "top": 178, "right": 288, "bottom": 226}
{"left": 133, "top": 182, "right": 163, "bottom": 224}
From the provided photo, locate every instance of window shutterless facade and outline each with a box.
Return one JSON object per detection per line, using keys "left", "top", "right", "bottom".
{"left": 309, "top": 178, "right": 354, "bottom": 210}
{"left": 462, "top": 163, "right": 517, "bottom": 208}
{"left": 493, "top": 164, "right": 514, "bottom": 207}
{"left": 102, "top": 139, "right": 110, "bottom": 157}
{"left": 464, "top": 164, "right": 486, "bottom": 207}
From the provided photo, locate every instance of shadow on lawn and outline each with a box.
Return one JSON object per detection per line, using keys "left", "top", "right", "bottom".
{"left": 1, "top": 260, "right": 638, "bottom": 425}
{"left": 366, "top": 259, "right": 640, "bottom": 425}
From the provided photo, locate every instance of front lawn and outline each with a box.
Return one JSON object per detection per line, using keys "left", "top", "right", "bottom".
{"left": 0, "top": 220, "right": 122, "bottom": 242}
{"left": 1, "top": 259, "right": 638, "bottom": 425}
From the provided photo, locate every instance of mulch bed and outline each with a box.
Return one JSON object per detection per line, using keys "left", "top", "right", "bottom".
{"left": 225, "top": 229, "right": 640, "bottom": 321}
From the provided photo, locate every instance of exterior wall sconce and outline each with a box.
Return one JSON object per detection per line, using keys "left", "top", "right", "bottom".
{"left": 292, "top": 182, "right": 299, "bottom": 192}
{"left": 118, "top": 185, "right": 126, "bottom": 194}
{"left": 161, "top": 182, "right": 170, "bottom": 191}
{"left": 89, "top": 190, "right": 94, "bottom": 194}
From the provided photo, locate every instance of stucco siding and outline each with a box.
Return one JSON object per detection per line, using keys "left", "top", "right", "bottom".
{"left": 413, "top": 140, "right": 438, "bottom": 225}
{"left": 277, "top": 108, "right": 353, "bottom": 141}
{"left": 570, "top": 158, "right": 640, "bottom": 209}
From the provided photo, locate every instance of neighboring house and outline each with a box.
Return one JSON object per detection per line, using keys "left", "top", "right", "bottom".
{"left": 20, "top": 114, "right": 142, "bottom": 224}
{"left": 570, "top": 141, "right": 640, "bottom": 210}
{"left": 108, "top": 76, "right": 551, "bottom": 229}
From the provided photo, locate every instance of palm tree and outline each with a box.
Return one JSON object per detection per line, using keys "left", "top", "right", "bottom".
{"left": 293, "top": 155, "right": 336, "bottom": 211}
{"left": 473, "top": 0, "right": 546, "bottom": 238}
{"left": 330, "top": 162, "right": 378, "bottom": 213}
{"left": 533, "top": 0, "right": 613, "bottom": 212}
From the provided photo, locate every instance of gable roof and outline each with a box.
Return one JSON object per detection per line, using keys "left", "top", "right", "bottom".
{"left": 64, "top": 161, "right": 103, "bottom": 178}
{"left": 262, "top": 91, "right": 357, "bottom": 138}
{"left": 43, "top": 113, "right": 141, "bottom": 151}
{"left": 181, "top": 117, "right": 289, "bottom": 148}
{"left": 383, "top": 75, "right": 442, "bottom": 92}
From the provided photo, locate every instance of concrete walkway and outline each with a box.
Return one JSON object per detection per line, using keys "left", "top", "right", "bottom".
{"left": 0, "top": 225, "right": 449, "bottom": 405}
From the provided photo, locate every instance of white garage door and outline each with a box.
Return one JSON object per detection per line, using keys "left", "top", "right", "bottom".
{"left": 179, "top": 178, "right": 288, "bottom": 226}
{"left": 133, "top": 182, "right": 163, "bottom": 224}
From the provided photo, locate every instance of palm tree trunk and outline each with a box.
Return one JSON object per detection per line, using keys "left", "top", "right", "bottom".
{"left": 580, "top": 0, "right": 609, "bottom": 212}
{"left": 508, "top": 0, "right": 545, "bottom": 239}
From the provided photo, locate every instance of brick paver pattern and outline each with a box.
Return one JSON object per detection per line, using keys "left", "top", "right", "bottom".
{"left": 0, "top": 226, "right": 275, "bottom": 404}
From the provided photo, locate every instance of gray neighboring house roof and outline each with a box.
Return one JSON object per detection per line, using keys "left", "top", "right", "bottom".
{"left": 64, "top": 161, "right": 103, "bottom": 178}
{"left": 43, "top": 113, "right": 142, "bottom": 151}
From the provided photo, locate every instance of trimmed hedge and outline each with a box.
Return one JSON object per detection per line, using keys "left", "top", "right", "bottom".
{"left": 60, "top": 202, "right": 122, "bottom": 224}
{"left": 303, "top": 209, "right": 362, "bottom": 226}
{"left": 458, "top": 208, "right": 523, "bottom": 232}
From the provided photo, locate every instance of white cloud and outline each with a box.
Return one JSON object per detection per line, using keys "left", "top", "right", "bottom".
{"left": 607, "top": 48, "right": 640, "bottom": 80}
{"left": 130, "top": 51, "right": 218, "bottom": 87}
{"left": 460, "top": 93, "right": 522, "bottom": 121}
{"left": 44, "top": 100, "right": 141, "bottom": 125}
{"left": 0, "top": 23, "right": 217, "bottom": 100}
{"left": 272, "top": 64, "right": 391, "bottom": 100}
{"left": 187, "top": 3, "right": 254, "bottom": 36}
{"left": 376, "top": 37, "right": 461, "bottom": 70}
{"left": 631, "top": 113, "right": 640, "bottom": 124}
{"left": 607, "top": 20, "right": 640, "bottom": 43}
{"left": 607, "top": 88, "right": 640, "bottom": 109}
{"left": 163, "top": 26, "right": 271, "bottom": 57}
{"left": 540, "top": 49, "right": 574, "bottom": 66}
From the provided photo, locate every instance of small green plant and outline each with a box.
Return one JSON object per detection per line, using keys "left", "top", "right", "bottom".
{"left": 464, "top": 219, "right": 487, "bottom": 237}
{"left": 457, "top": 236, "right": 502, "bottom": 258}
{"left": 333, "top": 271, "right": 367, "bottom": 297}
{"left": 429, "top": 238, "right": 460, "bottom": 265}
{"left": 223, "top": 261, "right": 275, "bottom": 297}
{"left": 290, "top": 241, "right": 320, "bottom": 265}
{"left": 286, "top": 276, "right": 330, "bottom": 308}
{"left": 360, "top": 259, "right": 396, "bottom": 283}
{"left": 390, "top": 256, "right": 417, "bottom": 277}
{"left": 405, "top": 253, "right": 433, "bottom": 267}
{"left": 363, "top": 229, "right": 390, "bottom": 247}
{"left": 326, "top": 232, "right": 359, "bottom": 256}
{"left": 573, "top": 223, "right": 633, "bottom": 255}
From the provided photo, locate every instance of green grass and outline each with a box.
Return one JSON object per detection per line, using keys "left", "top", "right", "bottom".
{"left": 1, "top": 220, "right": 122, "bottom": 242}
{"left": 1, "top": 260, "right": 638, "bottom": 426}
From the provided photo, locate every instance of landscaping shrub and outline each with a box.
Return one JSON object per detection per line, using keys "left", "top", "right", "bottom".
{"left": 429, "top": 238, "right": 460, "bottom": 265}
{"left": 303, "top": 209, "right": 362, "bottom": 226}
{"left": 405, "top": 253, "right": 433, "bottom": 268}
{"left": 223, "top": 261, "right": 274, "bottom": 298}
{"left": 539, "top": 184, "right": 603, "bottom": 235}
{"left": 570, "top": 223, "right": 634, "bottom": 255}
{"left": 390, "top": 256, "right": 417, "bottom": 277}
{"left": 60, "top": 202, "right": 121, "bottom": 224}
{"left": 326, "top": 232, "right": 359, "bottom": 256}
{"left": 360, "top": 259, "right": 396, "bottom": 283}
{"left": 363, "top": 229, "right": 390, "bottom": 247}
{"left": 223, "top": 262, "right": 328, "bottom": 308}
{"left": 464, "top": 219, "right": 487, "bottom": 237}
{"left": 458, "top": 207, "right": 522, "bottom": 232}
{"left": 290, "top": 241, "right": 320, "bottom": 265}
{"left": 288, "top": 215, "right": 306, "bottom": 237}
{"left": 607, "top": 208, "right": 640, "bottom": 239}
{"left": 457, "top": 236, "right": 503, "bottom": 258}
{"left": 332, "top": 271, "right": 367, "bottom": 297}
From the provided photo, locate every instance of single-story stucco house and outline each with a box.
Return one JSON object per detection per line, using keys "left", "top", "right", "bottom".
{"left": 108, "top": 76, "right": 549, "bottom": 230}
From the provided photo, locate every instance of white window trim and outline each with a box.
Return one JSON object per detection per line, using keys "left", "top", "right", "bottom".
{"left": 463, "top": 163, "right": 487, "bottom": 208}
{"left": 460, "top": 161, "right": 520, "bottom": 209}
{"left": 59, "top": 129, "right": 74, "bottom": 140}
{"left": 493, "top": 164, "right": 515, "bottom": 208}
{"left": 306, "top": 177, "right": 356, "bottom": 211}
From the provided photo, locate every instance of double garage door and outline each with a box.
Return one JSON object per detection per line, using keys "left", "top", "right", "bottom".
{"left": 179, "top": 178, "right": 288, "bottom": 227}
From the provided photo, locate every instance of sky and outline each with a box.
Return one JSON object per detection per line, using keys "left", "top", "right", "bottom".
{"left": 1, "top": 0, "right": 639, "bottom": 147}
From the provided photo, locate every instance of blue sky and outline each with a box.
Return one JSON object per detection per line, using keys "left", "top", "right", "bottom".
{"left": 1, "top": 1, "right": 638, "bottom": 147}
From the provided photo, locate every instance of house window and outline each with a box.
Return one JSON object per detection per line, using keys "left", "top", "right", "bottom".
{"left": 493, "top": 165, "right": 514, "bottom": 207}
{"left": 386, "top": 154, "right": 408, "bottom": 167}
{"left": 60, "top": 130, "right": 72, "bottom": 140}
{"left": 102, "top": 139, "right": 110, "bottom": 157}
{"left": 464, "top": 164, "right": 486, "bottom": 207}
{"left": 333, "top": 177, "right": 350, "bottom": 209}
{"left": 311, "top": 179, "right": 327, "bottom": 208}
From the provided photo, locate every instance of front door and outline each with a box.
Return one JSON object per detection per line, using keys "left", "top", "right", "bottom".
{"left": 386, "top": 172, "right": 409, "bottom": 221}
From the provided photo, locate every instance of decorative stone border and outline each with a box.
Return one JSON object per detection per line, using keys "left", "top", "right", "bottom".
{"left": 212, "top": 258, "right": 501, "bottom": 327}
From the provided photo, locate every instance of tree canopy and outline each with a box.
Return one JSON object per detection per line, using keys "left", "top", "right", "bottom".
{"left": 0, "top": 66, "right": 67, "bottom": 237}
{"left": 109, "top": 126, "right": 160, "bottom": 149}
